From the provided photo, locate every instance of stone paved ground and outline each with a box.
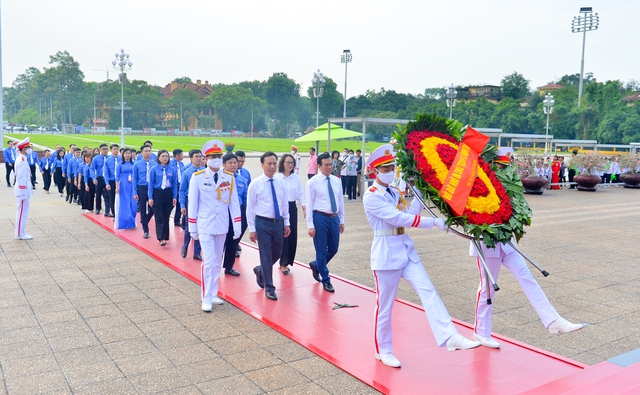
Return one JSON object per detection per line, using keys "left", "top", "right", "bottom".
{"left": 1, "top": 154, "right": 639, "bottom": 394}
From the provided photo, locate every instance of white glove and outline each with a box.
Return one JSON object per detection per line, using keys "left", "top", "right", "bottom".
{"left": 190, "top": 232, "right": 199, "bottom": 240}
{"left": 17, "top": 195, "right": 27, "bottom": 201}
{"left": 412, "top": 187, "right": 423, "bottom": 200}
{"left": 233, "top": 229, "right": 241, "bottom": 240}
{"left": 434, "top": 218, "right": 446, "bottom": 231}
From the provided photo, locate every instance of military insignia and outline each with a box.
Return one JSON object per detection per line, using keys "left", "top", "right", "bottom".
{"left": 213, "top": 143, "right": 219, "bottom": 148}
{"left": 194, "top": 170, "right": 205, "bottom": 176}
{"left": 369, "top": 186, "right": 377, "bottom": 192}
{"left": 506, "top": 152, "right": 512, "bottom": 158}
{"left": 204, "top": 183, "right": 212, "bottom": 186}
{"left": 384, "top": 149, "right": 390, "bottom": 156}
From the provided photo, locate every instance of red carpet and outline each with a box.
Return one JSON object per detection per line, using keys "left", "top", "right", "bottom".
{"left": 86, "top": 213, "right": 636, "bottom": 395}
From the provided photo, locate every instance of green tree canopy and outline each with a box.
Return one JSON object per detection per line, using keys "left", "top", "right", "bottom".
{"left": 501, "top": 72, "right": 530, "bottom": 100}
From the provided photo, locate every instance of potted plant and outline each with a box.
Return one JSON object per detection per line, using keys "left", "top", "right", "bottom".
{"left": 224, "top": 141, "right": 235, "bottom": 153}
{"left": 570, "top": 152, "right": 605, "bottom": 191}
{"left": 513, "top": 151, "right": 548, "bottom": 194}
{"left": 618, "top": 153, "right": 640, "bottom": 188}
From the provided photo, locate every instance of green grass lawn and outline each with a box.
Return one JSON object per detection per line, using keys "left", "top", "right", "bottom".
{"left": 4, "top": 133, "right": 384, "bottom": 154}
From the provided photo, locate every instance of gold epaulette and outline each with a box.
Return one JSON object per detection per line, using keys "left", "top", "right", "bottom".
{"left": 223, "top": 170, "right": 234, "bottom": 175}
{"left": 194, "top": 170, "right": 205, "bottom": 176}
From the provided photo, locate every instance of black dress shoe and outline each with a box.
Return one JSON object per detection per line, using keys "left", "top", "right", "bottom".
{"left": 253, "top": 266, "right": 264, "bottom": 289}
{"left": 225, "top": 268, "right": 240, "bottom": 276}
{"left": 180, "top": 246, "right": 187, "bottom": 258}
{"left": 265, "top": 290, "right": 278, "bottom": 301}
{"left": 105, "top": 213, "right": 114, "bottom": 217}
{"left": 309, "top": 261, "right": 321, "bottom": 282}
{"left": 193, "top": 254, "right": 202, "bottom": 261}
{"left": 237, "top": 245, "right": 242, "bottom": 251}
{"left": 323, "top": 282, "right": 335, "bottom": 293}
{"left": 235, "top": 251, "right": 240, "bottom": 258}
{"left": 143, "top": 232, "right": 149, "bottom": 239}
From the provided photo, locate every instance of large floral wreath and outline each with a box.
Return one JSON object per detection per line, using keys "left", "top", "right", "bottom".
{"left": 394, "top": 114, "right": 532, "bottom": 248}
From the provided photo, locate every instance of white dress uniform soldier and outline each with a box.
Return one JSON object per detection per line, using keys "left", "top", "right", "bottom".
{"left": 363, "top": 144, "right": 480, "bottom": 368}
{"left": 14, "top": 138, "right": 34, "bottom": 240}
{"left": 470, "top": 147, "right": 585, "bottom": 349}
{"left": 188, "top": 140, "right": 242, "bottom": 312}
{"left": 291, "top": 145, "right": 301, "bottom": 175}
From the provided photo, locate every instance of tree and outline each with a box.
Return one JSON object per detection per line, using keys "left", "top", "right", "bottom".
{"left": 501, "top": 72, "right": 530, "bottom": 100}
{"left": 44, "top": 51, "right": 85, "bottom": 124}
{"left": 264, "top": 73, "right": 300, "bottom": 136}
{"left": 173, "top": 77, "right": 193, "bottom": 84}
{"left": 205, "top": 85, "right": 266, "bottom": 131}
{"left": 166, "top": 88, "right": 202, "bottom": 130}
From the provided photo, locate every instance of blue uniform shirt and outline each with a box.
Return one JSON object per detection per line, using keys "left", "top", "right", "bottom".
{"left": 82, "top": 162, "right": 95, "bottom": 181}
{"left": 105, "top": 155, "right": 121, "bottom": 182}
{"left": 235, "top": 172, "right": 248, "bottom": 207}
{"left": 237, "top": 167, "right": 251, "bottom": 184}
{"left": 178, "top": 165, "right": 204, "bottom": 208}
{"left": 66, "top": 155, "right": 80, "bottom": 176}
{"left": 27, "top": 151, "right": 39, "bottom": 166}
{"left": 51, "top": 156, "right": 65, "bottom": 174}
{"left": 169, "top": 158, "right": 184, "bottom": 186}
{"left": 90, "top": 154, "right": 108, "bottom": 179}
{"left": 40, "top": 156, "right": 54, "bottom": 172}
{"left": 148, "top": 164, "right": 178, "bottom": 200}
{"left": 132, "top": 159, "right": 153, "bottom": 196}
{"left": 3, "top": 146, "right": 15, "bottom": 164}
{"left": 136, "top": 152, "right": 157, "bottom": 162}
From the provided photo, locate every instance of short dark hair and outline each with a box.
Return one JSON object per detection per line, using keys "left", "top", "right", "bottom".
{"left": 309, "top": 147, "right": 316, "bottom": 152}
{"left": 110, "top": 144, "right": 119, "bottom": 149}
{"left": 317, "top": 152, "right": 331, "bottom": 165}
{"left": 144, "top": 140, "right": 153, "bottom": 146}
{"left": 99, "top": 143, "right": 108, "bottom": 149}
{"left": 260, "top": 151, "right": 277, "bottom": 164}
{"left": 74, "top": 148, "right": 81, "bottom": 153}
{"left": 348, "top": 150, "right": 354, "bottom": 154}
{"left": 356, "top": 149, "right": 361, "bottom": 153}
{"left": 235, "top": 150, "right": 246, "bottom": 157}
{"left": 44, "top": 149, "right": 50, "bottom": 153}
{"left": 173, "top": 148, "right": 183, "bottom": 157}
{"left": 189, "top": 149, "right": 202, "bottom": 158}
{"left": 141, "top": 145, "right": 151, "bottom": 152}
{"left": 278, "top": 153, "right": 294, "bottom": 173}
{"left": 223, "top": 153, "right": 237, "bottom": 163}
{"left": 156, "top": 149, "right": 169, "bottom": 164}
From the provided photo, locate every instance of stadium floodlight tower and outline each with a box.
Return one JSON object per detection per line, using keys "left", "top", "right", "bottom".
{"left": 446, "top": 84, "right": 458, "bottom": 119}
{"left": 112, "top": 49, "right": 133, "bottom": 147}
{"left": 571, "top": 7, "right": 599, "bottom": 107}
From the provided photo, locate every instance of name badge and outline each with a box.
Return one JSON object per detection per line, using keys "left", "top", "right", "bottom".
{"left": 165, "top": 180, "right": 170, "bottom": 187}
{"left": 128, "top": 174, "right": 132, "bottom": 182}
{"left": 204, "top": 183, "right": 212, "bottom": 186}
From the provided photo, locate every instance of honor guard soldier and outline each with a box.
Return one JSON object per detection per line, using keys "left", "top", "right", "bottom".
{"left": 14, "top": 138, "right": 34, "bottom": 240}
{"left": 470, "top": 147, "right": 585, "bottom": 349}
{"left": 363, "top": 144, "right": 480, "bottom": 368}
{"left": 188, "top": 140, "right": 241, "bottom": 312}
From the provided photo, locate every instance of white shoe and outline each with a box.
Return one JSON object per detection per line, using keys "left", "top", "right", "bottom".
{"left": 212, "top": 296, "right": 224, "bottom": 305}
{"left": 201, "top": 303, "right": 212, "bottom": 312}
{"left": 15, "top": 234, "right": 34, "bottom": 240}
{"left": 446, "top": 334, "right": 481, "bottom": 352}
{"left": 547, "top": 317, "right": 585, "bottom": 334}
{"left": 473, "top": 333, "right": 501, "bottom": 349}
{"left": 375, "top": 353, "right": 401, "bottom": 368}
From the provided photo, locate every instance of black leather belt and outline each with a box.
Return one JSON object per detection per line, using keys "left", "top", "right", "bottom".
{"left": 313, "top": 210, "right": 337, "bottom": 218}
{"left": 256, "top": 215, "right": 280, "bottom": 222}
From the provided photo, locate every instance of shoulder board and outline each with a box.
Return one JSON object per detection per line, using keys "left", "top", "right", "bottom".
{"left": 368, "top": 186, "right": 377, "bottom": 193}
{"left": 223, "top": 170, "right": 234, "bottom": 175}
{"left": 194, "top": 170, "right": 205, "bottom": 176}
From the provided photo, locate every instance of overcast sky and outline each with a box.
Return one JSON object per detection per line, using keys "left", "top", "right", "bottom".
{"left": 2, "top": 0, "right": 638, "bottom": 98}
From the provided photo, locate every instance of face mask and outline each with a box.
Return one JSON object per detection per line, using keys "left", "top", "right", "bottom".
{"left": 208, "top": 158, "right": 222, "bottom": 169}
{"left": 26, "top": 148, "right": 33, "bottom": 155}
{"left": 377, "top": 170, "right": 395, "bottom": 185}
{"left": 291, "top": 150, "right": 296, "bottom": 155}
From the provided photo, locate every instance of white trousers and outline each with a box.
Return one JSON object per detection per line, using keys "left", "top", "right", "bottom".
{"left": 373, "top": 260, "right": 457, "bottom": 354}
{"left": 200, "top": 233, "right": 226, "bottom": 304}
{"left": 474, "top": 251, "right": 560, "bottom": 337}
{"left": 15, "top": 198, "right": 30, "bottom": 238}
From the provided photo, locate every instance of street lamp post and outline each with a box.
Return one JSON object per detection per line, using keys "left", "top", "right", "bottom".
{"left": 341, "top": 50, "right": 352, "bottom": 129}
{"left": 571, "top": 7, "right": 599, "bottom": 107}
{"left": 112, "top": 49, "right": 132, "bottom": 147}
{"left": 312, "top": 69, "right": 326, "bottom": 128}
{"left": 543, "top": 92, "right": 555, "bottom": 156}
{"left": 446, "top": 84, "right": 458, "bottom": 119}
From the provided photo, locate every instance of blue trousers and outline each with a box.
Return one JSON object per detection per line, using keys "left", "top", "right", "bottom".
{"left": 255, "top": 216, "right": 284, "bottom": 292}
{"left": 312, "top": 212, "right": 340, "bottom": 284}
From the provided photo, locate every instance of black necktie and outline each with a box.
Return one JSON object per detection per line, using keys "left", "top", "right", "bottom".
{"left": 386, "top": 187, "right": 394, "bottom": 199}
{"left": 214, "top": 172, "right": 218, "bottom": 183}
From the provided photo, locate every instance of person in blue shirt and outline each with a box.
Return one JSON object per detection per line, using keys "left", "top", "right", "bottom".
{"left": 222, "top": 153, "right": 248, "bottom": 276}
{"left": 52, "top": 148, "right": 66, "bottom": 196}
{"left": 76, "top": 151, "right": 87, "bottom": 206}
{"left": 104, "top": 144, "right": 121, "bottom": 217}
{"left": 235, "top": 150, "right": 251, "bottom": 254}
{"left": 39, "top": 149, "right": 54, "bottom": 193}
{"left": 132, "top": 145, "right": 155, "bottom": 239}
{"left": 80, "top": 152, "right": 96, "bottom": 213}
{"left": 90, "top": 144, "right": 109, "bottom": 215}
{"left": 170, "top": 148, "right": 185, "bottom": 227}
{"left": 115, "top": 148, "right": 137, "bottom": 230}
{"left": 4, "top": 141, "right": 16, "bottom": 187}
{"left": 65, "top": 148, "right": 81, "bottom": 204}
{"left": 148, "top": 149, "right": 178, "bottom": 246}
{"left": 136, "top": 141, "right": 157, "bottom": 162}
{"left": 179, "top": 149, "right": 203, "bottom": 260}
{"left": 26, "top": 146, "right": 39, "bottom": 189}
{"left": 62, "top": 144, "right": 76, "bottom": 202}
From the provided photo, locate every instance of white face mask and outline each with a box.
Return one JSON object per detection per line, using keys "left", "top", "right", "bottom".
{"left": 291, "top": 150, "right": 296, "bottom": 155}
{"left": 377, "top": 170, "right": 395, "bottom": 185}
{"left": 26, "top": 148, "right": 33, "bottom": 155}
{"left": 208, "top": 158, "right": 222, "bottom": 169}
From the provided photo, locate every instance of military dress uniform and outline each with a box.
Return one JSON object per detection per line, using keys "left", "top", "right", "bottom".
{"left": 14, "top": 138, "right": 34, "bottom": 240}
{"left": 363, "top": 144, "right": 480, "bottom": 368}
{"left": 188, "top": 162, "right": 241, "bottom": 310}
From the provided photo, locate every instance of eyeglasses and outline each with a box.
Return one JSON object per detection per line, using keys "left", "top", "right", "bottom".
{"left": 284, "top": 161, "right": 294, "bottom": 165}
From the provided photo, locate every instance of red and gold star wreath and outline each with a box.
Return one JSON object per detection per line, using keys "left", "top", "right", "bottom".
{"left": 394, "top": 114, "right": 531, "bottom": 248}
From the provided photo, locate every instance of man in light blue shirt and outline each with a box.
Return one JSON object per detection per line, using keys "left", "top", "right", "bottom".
{"left": 170, "top": 148, "right": 185, "bottom": 227}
